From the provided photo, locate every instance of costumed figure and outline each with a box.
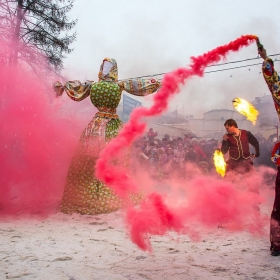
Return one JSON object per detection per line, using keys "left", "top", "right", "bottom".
{"left": 258, "top": 39, "right": 280, "bottom": 256}
{"left": 54, "top": 58, "right": 161, "bottom": 215}
{"left": 221, "top": 119, "right": 260, "bottom": 174}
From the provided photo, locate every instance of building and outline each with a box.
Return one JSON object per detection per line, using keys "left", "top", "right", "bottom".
{"left": 116, "top": 94, "right": 280, "bottom": 140}
{"left": 185, "top": 109, "right": 252, "bottom": 138}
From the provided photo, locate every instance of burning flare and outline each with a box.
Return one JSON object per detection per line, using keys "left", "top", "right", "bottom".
{"left": 232, "top": 97, "right": 259, "bottom": 125}
{"left": 213, "top": 150, "right": 226, "bottom": 177}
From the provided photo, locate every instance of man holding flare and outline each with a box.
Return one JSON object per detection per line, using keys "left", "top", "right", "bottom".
{"left": 221, "top": 118, "right": 260, "bottom": 174}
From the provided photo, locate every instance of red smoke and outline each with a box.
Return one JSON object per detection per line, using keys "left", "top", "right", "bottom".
{"left": 94, "top": 35, "right": 270, "bottom": 251}
{"left": 125, "top": 167, "right": 270, "bottom": 251}
{"left": 0, "top": 66, "right": 80, "bottom": 217}
{"left": 95, "top": 35, "right": 258, "bottom": 196}
{"left": 1, "top": 34, "right": 270, "bottom": 252}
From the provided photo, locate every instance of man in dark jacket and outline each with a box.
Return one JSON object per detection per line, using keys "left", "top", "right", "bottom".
{"left": 221, "top": 119, "right": 260, "bottom": 174}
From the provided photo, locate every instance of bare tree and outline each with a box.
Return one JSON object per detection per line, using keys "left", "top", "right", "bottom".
{"left": 0, "top": 0, "right": 76, "bottom": 73}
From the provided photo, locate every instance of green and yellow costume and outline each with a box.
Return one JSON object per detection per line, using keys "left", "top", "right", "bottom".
{"left": 55, "top": 58, "right": 160, "bottom": 214}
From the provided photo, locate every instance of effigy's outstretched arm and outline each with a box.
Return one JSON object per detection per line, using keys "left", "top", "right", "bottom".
{"left": 258, "top": 39, "right": 280, "bottom": 117}
{"left": 53, "top": 80, "right": 94, "bottom": 101}
{"left": 118, "top": 78, "right": 161, "bottom": 96}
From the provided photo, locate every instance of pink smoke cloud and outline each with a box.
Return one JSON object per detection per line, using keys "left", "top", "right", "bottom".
{"left": 95, "top": 35, "right": 258, "bottom": 196}
{"left": 125, "top": 165, "right": 271, "bottom": 251}
{"left": 0, "top": 64, "right": 82, "bottom": 217}
{"left": 0, "top": 34, "right": 273, "bottom": 253}
{"left": 94, "top": 35, "right": 273, "bottom": 251}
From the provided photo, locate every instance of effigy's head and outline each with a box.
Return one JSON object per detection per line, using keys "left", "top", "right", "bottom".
{"left": 98, "top": 58, "right": 118, "bottom": 82}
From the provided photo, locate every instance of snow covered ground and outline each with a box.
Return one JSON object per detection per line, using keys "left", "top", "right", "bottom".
{"left": 0, "top": 202, "right": 279, "bottom": 280}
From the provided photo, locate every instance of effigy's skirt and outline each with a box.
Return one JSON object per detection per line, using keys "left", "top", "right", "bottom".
{"left": 60, "top": 115, "right": 142, "bottom": 215}
{"left": 270, "top": 166, "right": 280, "bottom": 251}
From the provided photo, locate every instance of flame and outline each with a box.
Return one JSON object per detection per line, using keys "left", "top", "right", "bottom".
{"left": 213, "top": 150, "right": 226, "bottom": 177}
{"left": 232, "top": 97, "right": 259, "bottom": 125}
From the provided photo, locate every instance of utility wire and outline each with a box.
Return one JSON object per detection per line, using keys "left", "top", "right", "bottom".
{"left": 205, "top": 62, "right": 262, "bottom": 74}
{"left": 208, "top": 53, "right": 280, "bottom": 67}
{"left": 119, "top": 53, "right": 279, "bottom": 81}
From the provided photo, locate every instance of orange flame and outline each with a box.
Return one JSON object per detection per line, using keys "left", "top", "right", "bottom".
{"left": 213, "top": 150, "right": 226, "bottom": 177}
{"left": 232, "top": 97, "right": 259, "bottom": 125}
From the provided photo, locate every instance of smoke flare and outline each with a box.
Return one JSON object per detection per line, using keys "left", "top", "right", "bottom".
{"left": 95, "top": 35, "right": 258, "bottom": 196}
{"left": 232, "top": 97, "right": 259, "bottom": 125}
{"left": 213, "top": 150, "right": 227, "bottom": 177}
{"left": 93, "top": 35, "right": 268, "bottom": 251}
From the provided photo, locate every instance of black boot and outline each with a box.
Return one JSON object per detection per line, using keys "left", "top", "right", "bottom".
{"left": 271, "top": 249, "right": 280, "bottom": 256}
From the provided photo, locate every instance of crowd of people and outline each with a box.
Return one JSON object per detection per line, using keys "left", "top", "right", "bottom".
{"left": 131, "top": 127, "right": 278, "bottom": 179}
{"left": 255, "top": 133, "right": 279, "bottom": 168}
{"left": 132, "top": 128, "right": 222, "bottom": 178}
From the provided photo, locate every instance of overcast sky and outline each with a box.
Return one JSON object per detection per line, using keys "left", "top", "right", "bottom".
{"left": 62, "top": 0, "right": 280, "bottom": 117}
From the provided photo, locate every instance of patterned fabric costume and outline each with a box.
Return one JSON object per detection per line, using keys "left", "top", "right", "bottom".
{"left": 261, "top": 52, "right": 280, "bottom": 252}
{"left": 262, "top": 57, "right": 280, "bottom": 117}
{"left": 271, "top": 143, "right": 280, "bottom": 239}
{"left": 221, "top": 129, "right": 259, "bottom": 174}
{"left": 55, "top": 58, "right": 160, "bottom": 214}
